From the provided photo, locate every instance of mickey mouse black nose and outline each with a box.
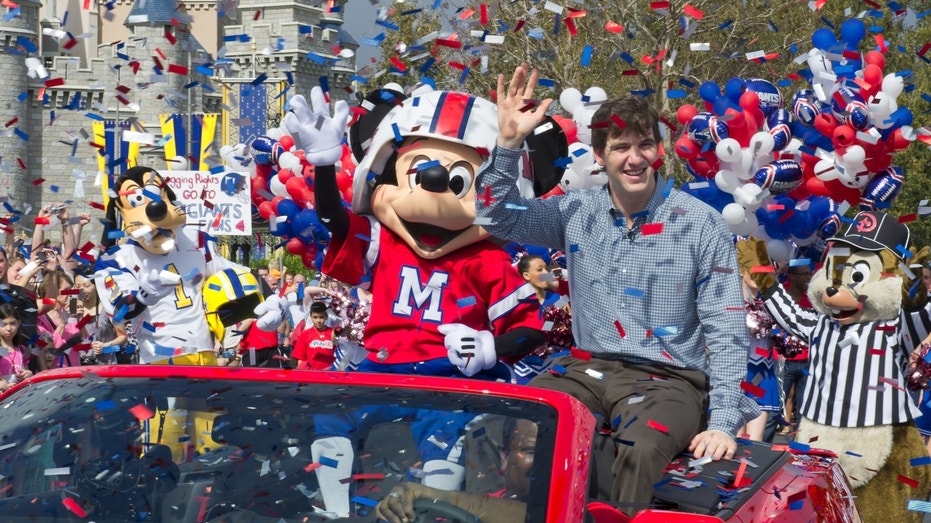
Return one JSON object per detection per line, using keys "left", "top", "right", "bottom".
{"left": 825, "top": 287, "right": 838, "bottom": 297}
{"left": 146, "top": 200, "right": 168, "bottom": 222}
{"left": 418, "top": 163, "right": 449, "bottom": 193}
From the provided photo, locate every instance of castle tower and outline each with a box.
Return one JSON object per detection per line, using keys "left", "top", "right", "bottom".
{"left": 122, "top": 0, "right": 195, "bottom": 169}
{"left": 0, "top": 1, "right": 42, "bottom": 204}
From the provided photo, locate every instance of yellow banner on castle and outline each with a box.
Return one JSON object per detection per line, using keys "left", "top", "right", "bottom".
{"left": 159, "top": 113, "right": 218, "bottom": 171}
{"left": 92, "top": 119, "right": 140, "bottom": 209}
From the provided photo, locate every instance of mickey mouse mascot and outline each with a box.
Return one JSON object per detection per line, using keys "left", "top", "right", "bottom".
{"left": 281, "top": 85, "right": 565, "bottom": 516}
{"left": 738, "top": 211, "right": 931, "bottom": 522}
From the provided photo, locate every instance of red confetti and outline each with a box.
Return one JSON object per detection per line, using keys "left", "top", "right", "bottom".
{"left": 389, "top": 56, "right": 407, "bottom": 72}
{"left": 436, "top": 38, "right": 462, "bottom": 49}
{"left": 351, "top": 473, "right": 386, "bottom": 481}
{"left": 733, "top": 460, "right": 751, "bottom": 487}
{"left": 570, "top": 347, "right": 592, "bottom": 360}
{"left": 750, "top": 265, "right": 774, "bottom": 273}
{"left": 480, "top": 3, "right": 488, "bottom": 24}
{"left": 44, "top": 77, "right": 65, "bottom": 88}
{"left": 647, "top": 419, "right": 669, "bottom": 433}
{"left": 605, "top": 21, "right": 624, "bottom": 34}
{"left": 514, "top": 19, "right": 526, "bottom": 32}
{"left": 565, "top": 17, "right": 578, "bottom": 36}
{"left": 129, "top": 403, "right": 155, "bottom": 421}
{"left": 168, "top": 63, "right": 188, "bottom": 75}
{"left": 155, "top": 47, "right": 167, "bottom": 60}
{"left": 34, "top": 216, "right": 50, "bottom": 225}
{"left": 650, "top": 1, "right": 670, "bottom": 9}
{"left": 898, "top": 214, "right": 916, "bottom": 223}
{"left": 62, "top": 497, "right": 87, "bottom": 517}
{"left": 660, "top": 350, "right": 675, "bottom": 362}
{"left": 610, "top": 114, "right": 626, "bottom": 129}
{"left": 304, "top": 462, "right": 323, "bottom": 472}
{"left": 918, "top": 43, "right": 931, "bottom": 57}
{"left": 740, "top": 380, "right": 765, "bottom": 398}
{"left": 898, "top": 474, "right": 919, "bottom": 488}
{"left": 4, "top": 117, "right": 18, "bottom": 127}
{"left": 614, "top": 319, "right": 626, "bottom": 338}
{"left": 164, "top": 31, "right": 177, "bottom": 45}
{"left": 868, "top": 348, "right": 884, "bottom": 356}
{"left": 89, "top": 201, "right": 105, "bottom": 210}
{"left": 641, "top": 222, "right": 664, "bottom": 236}
{"left": 682, "top": 4, "right": 704, "bottom": 19}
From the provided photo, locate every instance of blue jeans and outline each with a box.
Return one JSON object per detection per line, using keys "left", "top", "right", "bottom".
{"left": 782, "top": 359, "right": 808, "bottom": 429}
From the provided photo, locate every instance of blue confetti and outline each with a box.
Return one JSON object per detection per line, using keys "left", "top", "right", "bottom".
{"left": 456, "top": 296, "right": 477, "bottom": 307}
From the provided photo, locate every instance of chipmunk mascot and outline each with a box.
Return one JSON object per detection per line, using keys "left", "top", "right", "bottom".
{"left": 738, "top": 210, "right": 931, "bottom": 522}
{"left": 280, "top": 85, "right": 565, "bottom": 516}
{"left": 95, "top": 166, "right": 284, "bottom": 460}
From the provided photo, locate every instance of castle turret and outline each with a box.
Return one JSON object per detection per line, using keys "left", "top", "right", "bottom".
{"left": 0, "top": 1, "right": 42, "bottom": 205}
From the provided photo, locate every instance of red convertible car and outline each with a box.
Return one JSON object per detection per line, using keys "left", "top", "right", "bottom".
{"left": 0, "top": 366, "right": 860, "bottom": 522}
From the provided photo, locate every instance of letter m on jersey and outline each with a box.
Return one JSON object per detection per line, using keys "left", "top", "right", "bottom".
{"left": 393, "top": 267, "right": 449, "bottom": 323}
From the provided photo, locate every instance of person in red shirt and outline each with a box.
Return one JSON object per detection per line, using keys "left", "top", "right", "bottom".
{"left": 291, "top": 302, "right": 337, "bottom": 370}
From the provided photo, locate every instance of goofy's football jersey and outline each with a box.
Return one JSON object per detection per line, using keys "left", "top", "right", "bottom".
{"left": 322, "top": 214, "right": 541, "bottom": 364}
{"left": 95, "top": 226, "right": 240, "bottom": 364}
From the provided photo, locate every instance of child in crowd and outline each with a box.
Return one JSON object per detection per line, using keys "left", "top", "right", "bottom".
{"left": 0, "top": 303, "right": 33, "bottom": 392}
{"left": 291, "top": 302, "right": 337, "bottom": 370}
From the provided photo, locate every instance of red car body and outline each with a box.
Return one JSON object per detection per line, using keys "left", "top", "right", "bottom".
{"left": 0, "top": 366, "right": 860, "bottom": 522}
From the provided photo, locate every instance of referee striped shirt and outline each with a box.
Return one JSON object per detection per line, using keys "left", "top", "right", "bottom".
{"left": 764, "top": 285, "right": 927, "bottom": 427}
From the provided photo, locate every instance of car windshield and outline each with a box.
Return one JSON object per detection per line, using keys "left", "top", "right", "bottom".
{"left": 0, "top": 373, "right": 558, "bottom": 523}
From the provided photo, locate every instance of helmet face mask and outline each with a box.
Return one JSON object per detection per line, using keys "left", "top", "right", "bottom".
{"left": 203, "top": 268, "right": 264, "bottom": 341}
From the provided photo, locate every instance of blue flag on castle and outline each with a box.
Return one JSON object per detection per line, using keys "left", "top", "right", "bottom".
{"left": 239, "top": 83, "right": 267, "bottom": 145}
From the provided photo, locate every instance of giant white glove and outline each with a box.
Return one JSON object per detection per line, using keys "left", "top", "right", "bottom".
{"left": 137, "top": 260, "right": 180, "bottom": 306}
{"left": 253, "top": 294, "right": 285, "bottom": 332}
{"left": 437, "top": 323, "right": 497, "bottom": 377}
{"left": 282, "top": 87, "right": 350, "bottom": 166}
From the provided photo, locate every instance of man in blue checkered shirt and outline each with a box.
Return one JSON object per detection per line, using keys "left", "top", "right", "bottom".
{"left": 476, "top": 65, "right": 760, "bottom": 514}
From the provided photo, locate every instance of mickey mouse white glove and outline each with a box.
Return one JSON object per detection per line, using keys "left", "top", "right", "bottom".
{"left": 283, "top": 86, "right": 350, "bottom": 166}
{"left": 437, "top": 323, "right": 497, "bottom": 377}
{"left": 254, "top": 294, "right": 286, "bottom": 332}
{"left": 137, "top": 260, "right": 179, "bottom": 306}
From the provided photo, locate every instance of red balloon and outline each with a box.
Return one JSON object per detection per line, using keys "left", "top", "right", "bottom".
{"left": 301, "top": 247, "right": 318, "bottom": 269}
{"left": 687, "top": 154, "right": 720, "bottom": 179}
{"left": 286, "top": 176, "right": 309, "bottom": 200}
{"left": 278, "top": 135, "right": 295, "bottom": 152}
{"left": 277, "top": 168, "right": 294, "bottom": 183}
{"left": 551, "top": 114, "right": 579, "bottom": 144}
{"left": 675, "top": 134, "right": 700, "bottom": 160}
{"left": 340, "top": 186, "right": 354, "bottom": 204}
{"left": 286, "top": 237, "right": 306, "bottom": 255}
{"left": 864, "top": 50, "right": 885, "bottom": 70}
{"left": 302, "top": 163, "right": 315, "bottom": 180}
{"left": 255, "top": 163, "right": 274, "bottom": 178}
{"left": 336, "top": 170, "right": 353, "bottom": 192}
{"left": 270, "top": 195, "right": 286, "bottom": 212}
{"left": 861, "top": 63, "right": 884, "bottom": 98}
{"left": 258, "top": 200, "right": 275, "bottom": 220}
{"left": 540, "top": 185, "right": 565, "bottom": 199}
{"left": 676, "top": 104, "right": 700, "bottom": 126}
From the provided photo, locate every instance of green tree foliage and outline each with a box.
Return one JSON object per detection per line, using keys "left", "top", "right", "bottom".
{"left": 371, "top": 0, "right": 931, "bottom": 240}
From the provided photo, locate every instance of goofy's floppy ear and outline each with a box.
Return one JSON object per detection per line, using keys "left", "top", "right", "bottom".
{"left": 349, "top": 87, "right": 407, "bottom": 164}
{"left": 100, "top": 195, "right": 120, "bottom": 250}
{"left": 521, "top": 116, "right": 569, "bottom": 197}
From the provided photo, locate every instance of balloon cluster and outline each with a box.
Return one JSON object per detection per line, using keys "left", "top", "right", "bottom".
{"left": 243, "top": 124, "right": 357, "bottom": 270}
{"left": 674, "top": 18, "right": 917, "bottom": 257}
{"left": 552, "top": 87, "right": 608, "bottom": 192}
